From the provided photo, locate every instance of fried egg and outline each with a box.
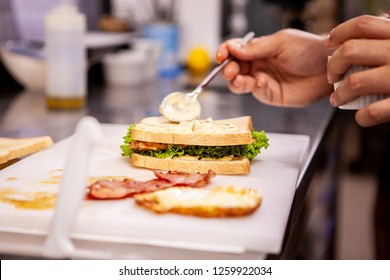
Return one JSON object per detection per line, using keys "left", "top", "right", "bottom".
{"left": 134, "top": 185, "right": 262, "bottom": 217}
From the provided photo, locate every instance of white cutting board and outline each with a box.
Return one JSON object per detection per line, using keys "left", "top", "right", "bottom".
{"left": 0, "top": 124, "right": 309, "bottom": 256}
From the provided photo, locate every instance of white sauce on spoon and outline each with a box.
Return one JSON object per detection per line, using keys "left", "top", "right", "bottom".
{"left": 159, "top": 91, "right": 201, "bottom": 122}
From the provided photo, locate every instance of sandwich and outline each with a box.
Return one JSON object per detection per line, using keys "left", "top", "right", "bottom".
{"left": 120, "top": 116, "right": 269, "bottom": 175}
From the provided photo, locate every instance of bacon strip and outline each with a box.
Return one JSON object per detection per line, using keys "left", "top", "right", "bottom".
{"left": 86, "top": 179, "right": 144, "bottom": 199}
{"left": 86, "top": 170, "right": 216, "bottom": 200}
{"left": 153, "top": 170, "right": 216, "bottom": 188}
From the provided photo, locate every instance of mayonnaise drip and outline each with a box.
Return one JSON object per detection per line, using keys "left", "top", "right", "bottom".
{"left": 137, "top": 117, "right": 240, "bottom": 133}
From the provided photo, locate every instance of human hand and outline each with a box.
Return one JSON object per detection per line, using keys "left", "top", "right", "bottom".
{"left": 326, "top": 15, "right": 390, "bottom": 127}
{"left": 216, "top": 29, "right": 333, "bottom": 107}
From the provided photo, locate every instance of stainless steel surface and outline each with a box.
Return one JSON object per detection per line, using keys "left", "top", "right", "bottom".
{"left": 0, "top": 73, "right": 335, "bottom": 259}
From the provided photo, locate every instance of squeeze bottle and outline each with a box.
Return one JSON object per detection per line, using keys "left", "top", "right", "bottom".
{"left": 44, "top": 2, "right": 86, "bottom": 109}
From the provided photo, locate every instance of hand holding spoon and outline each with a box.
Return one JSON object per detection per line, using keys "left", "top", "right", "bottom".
{"left": 159, "top": 31, "right": 255, "bottom": 122}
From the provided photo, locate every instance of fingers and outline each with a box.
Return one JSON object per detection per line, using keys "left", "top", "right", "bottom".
{"left": 227, "top": 72, "right": 283, "bottom": 106}
{"left": 330, "top": 66, "right": 390, "bottom": 106}
{"left": 326, "top": 14, "right": 390, "bottom": 128}
{"left": 251, "top": 72, "right": 282, "bottom": 106}
{"left": 223, "top": 60, "right": 240, "bottom": 81}
{"left": 356, "top": 97, "right": 390, "bottom": 127}
{"left": 218, "top": 33, "right": 282, "bottom": 84}
{"left": 215, "top": 39, "right": 236, "bottom": 63}
{"left": 215, "top": 37, "right": 254, "bottom": 63}
{"left": 227, "top": 74, "right": 256, "bottom": 94}
{"left": 327, "top": 39, "right": 390, "bottom": 83}
{"left": 226, "top": 37, "right": 270, "bottom": 60}
{"left": 326, "top": 15, "right": 390, "bottom": 48}
{"left": 223, "top": 61, "right": 251, "bottom": 81}
{"left": 216, "top": 33, "right": 282, "bottom": 64}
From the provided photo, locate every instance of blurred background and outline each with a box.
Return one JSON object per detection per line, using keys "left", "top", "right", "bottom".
{"left": 1, "top": 0, "right": 389, "bottom": 89}
{"left": 1, "top": 0, "right": 390, "bottom": 259}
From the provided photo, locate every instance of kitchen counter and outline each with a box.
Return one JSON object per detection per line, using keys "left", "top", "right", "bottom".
{"left": 0, "top": 74, "right": 338, "bottom": 259}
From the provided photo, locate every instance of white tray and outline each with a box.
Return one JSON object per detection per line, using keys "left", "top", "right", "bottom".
{"left": 0, "top": 124, "right": 309, "bottom": 258}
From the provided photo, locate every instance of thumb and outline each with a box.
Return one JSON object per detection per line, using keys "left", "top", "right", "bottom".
{"left": 226, "top": 35, "right": 280, "bottom": 61}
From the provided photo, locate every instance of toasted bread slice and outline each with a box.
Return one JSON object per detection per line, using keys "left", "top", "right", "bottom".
{"left": 0, "top": 136, "right": 53, "bottom": 164}
{"left": 131, "top": 116, "right": 253, "bottom": 146}
{"left": 131, "top": 154, "right": 250, "bottom": 175}
{"left": 134, "top": 185, "right": 262, "bottom": 217}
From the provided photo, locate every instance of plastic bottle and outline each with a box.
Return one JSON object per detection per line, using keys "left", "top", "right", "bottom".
{"left": 44, "top": 2, "right": 86, "bottom": 109}
{"left": 143, "top": 22, "right": 180, "bottom": 77}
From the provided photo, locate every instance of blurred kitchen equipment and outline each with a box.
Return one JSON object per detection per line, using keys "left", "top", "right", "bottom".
{"left": 84, "top": 31, "right": 132, "bottom": 49}
{"left": 10, "top": 0, "right": 103, "bottom": 42}
{"left": 98, "top": 14, "right": 130, "bottom": 32}
{"left": 186, "top": 47, "right": 212, "bottom": 76}
{"left": 0, "top": 32, "right": 133, "bottom": 92}
{"left": 44, "top": 1, "right": 87, "bottom": 109}
{"left": 111, "top": 0, "right": 174, "bottom": 30}
{"left": 110, "top": 0, "right": 221, "bottom": 66}
{"left": 10, "top": 0, "right": 62, "bottom": 43}
{"left": 98, "top": 0, "right": 131, "bottom": 33}
{"left": 229, "top": 0, "right": 249, "bottom": 37}
{"left": 102, "top": 39, "right": 161, "bottom": 87}
{"left": 43, "top": 116, "right": 102, "bottom": 259}
{"left": 0, "top": 41, "right": 44, "bottom": 91}
{"left": 140, "top": 0, "right": 178, "bottom": 77}
{"left": 175, "top": 0, "right": 221, "bottom": 64}
{"left": 143, "top": 21, "right": 180, "bottom": 77}
{"left": 263, "top": 0, "right": 310, "bottom": 29}
{"left": 159, "top": 31, "right": 254, "bottom": 122}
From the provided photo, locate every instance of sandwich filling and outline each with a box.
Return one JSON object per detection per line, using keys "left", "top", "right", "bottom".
{"left": 120, "top": 124, "right": 269, "bottom": 161}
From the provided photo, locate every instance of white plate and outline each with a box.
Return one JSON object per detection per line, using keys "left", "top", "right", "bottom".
{"left": 85, "top": 32, "right": 133, "bottom": 49}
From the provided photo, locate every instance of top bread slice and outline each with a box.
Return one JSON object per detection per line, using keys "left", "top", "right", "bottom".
{"left": 0, "top": 136, "right": 53, "bottom": 164}
{"left": 131, "top": 116, "right": 253, "bottom": 146}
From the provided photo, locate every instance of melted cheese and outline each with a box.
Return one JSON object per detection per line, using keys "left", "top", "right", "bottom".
{"left": 175, "top": 155, "right": 235, "bottom": 161}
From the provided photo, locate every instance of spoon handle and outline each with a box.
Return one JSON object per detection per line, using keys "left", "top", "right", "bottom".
{"left": 193, "top": 31, "right": 255, "bottom": 94}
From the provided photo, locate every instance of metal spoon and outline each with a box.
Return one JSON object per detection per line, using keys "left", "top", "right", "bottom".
{"left": 159, "top": 31, "right": 255, "bottom": 122}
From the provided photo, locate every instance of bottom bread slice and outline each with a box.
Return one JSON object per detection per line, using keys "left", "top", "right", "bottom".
{"left": 130, "top": 154, "right": 250, "bottom": 175}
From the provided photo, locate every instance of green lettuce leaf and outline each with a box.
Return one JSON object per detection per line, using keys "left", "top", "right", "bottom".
{"left": 120, "top": 124, "right": 269, "bottom": 161}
